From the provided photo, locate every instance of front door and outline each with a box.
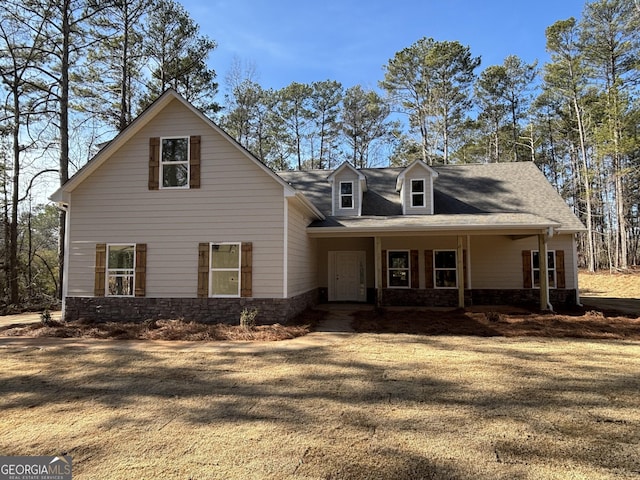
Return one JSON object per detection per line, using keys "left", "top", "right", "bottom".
{"left": 329, "top": 251, "right": 366, "bottom": 302}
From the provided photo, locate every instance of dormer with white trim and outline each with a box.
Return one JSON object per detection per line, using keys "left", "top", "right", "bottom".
{"left": 328, "top": 162, "right": 367, "bottom": 216}
{"left": 396, "top": 160, "right": 439, "bottom": 215}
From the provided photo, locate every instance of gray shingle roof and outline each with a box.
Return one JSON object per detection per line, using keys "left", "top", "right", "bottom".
{"left": 279, "top": 162, "right": 585, "bottom": 233}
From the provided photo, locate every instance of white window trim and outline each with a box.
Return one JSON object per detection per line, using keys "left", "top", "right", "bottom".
{"left": 434, "top": 249, "right": 458, "bottom": 289}
{"left": 339, "top": 181, "right": 355, "bottom": 210}
{"left": 160, "top": 136, "right": 190, "bottom": 189}
{"left": 210, "top": 242, "right": 241, "bottom": 298}
{"left": 387, "top": 250, "right": 411, "bottom": 289}
{"left": 410, "top": 178, "right": 426, "bottom": 208}
{"left": 532, "top": 250, "right": 557, "bottom": 289}
{"left": 106, "top": 244, "right": 136, "bottom": 297}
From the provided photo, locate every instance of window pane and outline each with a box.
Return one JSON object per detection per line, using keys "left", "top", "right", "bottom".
{"left": 162, "top": 164, "right": 188, "bottom": 187}
{"left": 212, "top": 271, "right": 239, "bottom": 296}
{"left": 412, "top": 193, "right": 424, "bottom": 207}
{"left": 532, "top": 251, "right": 540, "bottom": 269}
{"left": 212, "top": 244, "right": 240, "bottom": 268}
{"left": 389, "top": 270, "right": 408, "bottom": 287}
{"left": 108, "top": 245, "right": 134, "bottom": 269}
{"left": 435, "top": 251, "right": 456, "bottom": 268}
{"left": 389, "top": 251, "right": 409, "bottom": 269}
{"left": 411, "top": 179, "right": 424, "bottom": 192}
{"left": 108, "top": 274, "right": 134, "bottom": 296}
{"left": 162, "top": 138, "right": 188, "bottom": 162}
{"left": 436, "top": 270, "right": 457, "bottom": 288}
{"left": 340, "top": 182, "right": 353, "bottom": 194}
{"left": 341, "top": 196, "right": 353, "bottom": 209}
{"left": 547, "top": 252, "right": 555, "bottom": 269}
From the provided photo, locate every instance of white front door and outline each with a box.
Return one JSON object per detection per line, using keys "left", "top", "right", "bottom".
{"left": 329, "top": 251, "right": 366, "bottom": 302}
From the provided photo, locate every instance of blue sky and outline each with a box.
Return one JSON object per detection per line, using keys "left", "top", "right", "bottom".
{"left": 181, "top": 0, "right": 589, "bottom": 92}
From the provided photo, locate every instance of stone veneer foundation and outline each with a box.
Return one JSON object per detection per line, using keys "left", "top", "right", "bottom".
{"left": 379, "top": 288, "right": 577, "bottom": 308}
{"left": 64, "top": 289, "right": 318, "bottom": 325}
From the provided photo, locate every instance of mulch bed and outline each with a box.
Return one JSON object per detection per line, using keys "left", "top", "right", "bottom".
{"left": 352, "top": 307, "right": 640, "bottom": 340}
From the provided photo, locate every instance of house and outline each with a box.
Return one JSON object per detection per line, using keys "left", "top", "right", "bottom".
{"left": 51, "top": 89, "right": 585, "bottom": 324}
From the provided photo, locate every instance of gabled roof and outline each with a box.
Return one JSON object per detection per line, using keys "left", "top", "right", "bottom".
{"left": 327, "top": 161, "right": 367, "bottom": 192}
{"left": 395, "top": 159, "right": 439, "bottom": 191}
{"left": 280, "top": 162, "right": 586, "bottom": 233}
{"left": 50, "top": 89, "right": 323, "bottom": 220}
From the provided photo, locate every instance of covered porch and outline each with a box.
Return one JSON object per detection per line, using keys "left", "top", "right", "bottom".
{"left": 309, "top": 214, "right": 579, "bottom": 311}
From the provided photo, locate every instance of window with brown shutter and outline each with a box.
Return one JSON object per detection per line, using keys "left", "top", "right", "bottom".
{"left": 135, "top": 244, "right": 147, "bottom": 297}
{"left": 95, "top": 244, "right": 107, "bottom": 297}
{"left": 424, "top": 250, "right": 434, "bottom": 288}
{"left": 241, "top": 242, "right": 252, "bottom": 297}
{"left": 556, "top": 250, "right": 566, "bottom": 288}
{"left": 381, "top": 249, "right": 387, "bottom": 288}
{"left": 149, "top": 137, "right": 160, "bottom": 190}
{"left": 410, "top": 250, "right": 419, "bottom": 288}
{"left": 198, "top": 242, "right": 252, "bottom": 297}
{"left": 197, "top": 243, "right": 210, "bottom": 298}
{"left": 522, "top": 250, "right": 532, "bottom": 288}
{"left": 189, "top": 135, "right": 201, "bottom": 189}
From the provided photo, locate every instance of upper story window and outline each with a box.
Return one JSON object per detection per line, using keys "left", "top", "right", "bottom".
{"left": 107, "top": 244, "right": 135, "bottom": 296}
{"left": 161, "top": 137, "right": 189, "bottom": 188}
{"left": 340, "top": 181, "right": 354, "bottom": 209}
{"left": 411, "top": 179, "right": 425, "bottom": 207}
{"left": 532, "top": 250, "right": 556, "bottom": 288}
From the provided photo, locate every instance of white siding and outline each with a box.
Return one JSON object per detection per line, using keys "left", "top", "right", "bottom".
{"left": 68, "top": 98, "right": 285, "bottom": 298}
{"left": 471, "top": 234, "right": 576, "bottom": 289}
{"left": 287, "top": 200, "right": 317, "bottom": 297}
{"left": 332, "top": 169, "right": 361, "bottom": 216}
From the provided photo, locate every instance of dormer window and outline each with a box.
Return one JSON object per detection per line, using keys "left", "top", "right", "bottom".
{"left": 161, "top": 137, "right": 189, "bottom": 188}
{"left": 411, "top": 179, "right": 425, "bottom": 207}
{"left": 340, "top": 181, "right": 354, "bottom": 209}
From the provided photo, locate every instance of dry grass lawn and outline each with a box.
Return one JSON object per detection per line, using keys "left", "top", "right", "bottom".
{"left": 1, "top": 335, "right": 639, "bottom": 479}
{"left": 579, "top": 269, "right": 640, "bottom": 298}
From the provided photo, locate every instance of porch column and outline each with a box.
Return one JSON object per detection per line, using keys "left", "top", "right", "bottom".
{"left": 374, "top": 236, "right": 382, "bottom": 307}
{"left": 538, "top": 233, "right": 550, "bottom": 311}
{"left": 457, "top": 235, "right": 465, "bottom": 308}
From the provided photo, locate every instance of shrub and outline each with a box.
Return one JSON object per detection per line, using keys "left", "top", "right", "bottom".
{"left": 240, "top": 308, "right": 259, "bottom": 329}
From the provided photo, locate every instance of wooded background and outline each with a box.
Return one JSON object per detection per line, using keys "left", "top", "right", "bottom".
{"left": 1, "top": 0, "right": 638, "bottom": 310}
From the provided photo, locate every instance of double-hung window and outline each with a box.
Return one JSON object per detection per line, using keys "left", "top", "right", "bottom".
{"left": 107, "top": 245, "right": 135, "bottom": 296}
{"left": 340, "top": 181, "right": 354, "bottom": 209}
{"left": 411, "top": 179, "right": 425, "bottom": 207}
{"left": 434, "top": 250, "right": 457, "bottom": 288}
{"left": 532, "top": 251, "right": 556, "bottom": 288}
{"left": 161, "top": 137, "right": 189, "bottom": 188}
{"left": 388, "top": 250, "right": 410, "bottom": 288}
{"left": 210, "top": 243, "right": 241, "bottom": 297}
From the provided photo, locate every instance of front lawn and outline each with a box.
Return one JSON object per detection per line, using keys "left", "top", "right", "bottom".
{"left": 1, "top": 335, "right": 638, "bottom": 479}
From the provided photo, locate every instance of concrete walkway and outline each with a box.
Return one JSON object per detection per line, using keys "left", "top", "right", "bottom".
{"left": 314, "top": 304, "right": 373, "bottom": 333}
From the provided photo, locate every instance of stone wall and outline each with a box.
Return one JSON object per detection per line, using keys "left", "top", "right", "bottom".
{"left": 378, "top": 288, "right": 578, "bottom": 308}
{"left": 64, "top": 289, "right": 318, "bottom": 325}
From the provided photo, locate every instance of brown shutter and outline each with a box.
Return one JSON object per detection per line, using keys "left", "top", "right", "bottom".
{"left": 241, "top": 242, "right": 253, "bottom": 297}
{"left": 424, "top": 250, "right": 434, "bottom": 288}
{"left": 95, "top": 243, "right": 106, "bottom": 297}
{"left": 556, "top": 250, "right": 565, "bottom": 288}
{"left": 197, "top": 243, "right": 210, "bottom": 298}
{"left": 522, "top": 250, "right": 532, "bottom": 288}
{"left": 381, "top": 250, "right": 387, "bottom": 288}
{"left": 135, "top": 244, "right": 147, "bottom": 297}
{"left": 463, "top": 249, "right": 468, "bottom": 289}
{"left": 149, "top": 137, "right": 160, "bottom": 190}
{"left": 189, "top": 135, "right": 201, "bottom": 189}
{"left": 410, "top": 250, "right": 419, "bottom": 288}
